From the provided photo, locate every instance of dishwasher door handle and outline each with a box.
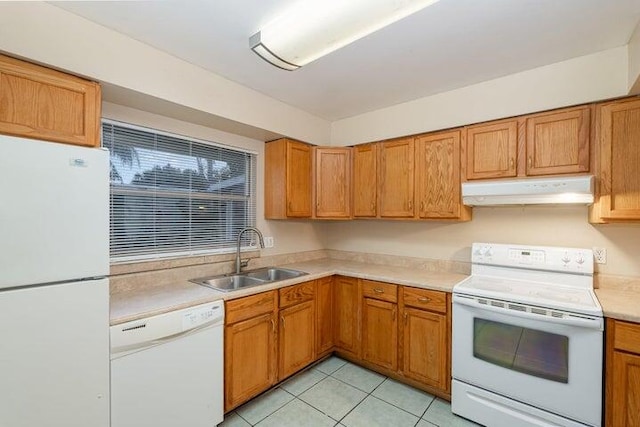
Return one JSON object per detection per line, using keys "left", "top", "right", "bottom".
{"left": 112, "top": 320, "right": 221, "bottom": 357}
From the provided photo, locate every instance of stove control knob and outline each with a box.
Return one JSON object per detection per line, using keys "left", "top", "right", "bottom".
{"left": 562, "top": 252, "right": 571, "bottom": 265}
{"left": 485, "top": 247, "right": 493, "bottom": 257}
{"left": 576, "top": 253, "right": 585, "bottom": 265}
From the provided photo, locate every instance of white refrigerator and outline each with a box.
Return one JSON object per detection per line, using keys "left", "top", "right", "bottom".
{"left": 0, "top": 134, "right": 110, "bottom": 427}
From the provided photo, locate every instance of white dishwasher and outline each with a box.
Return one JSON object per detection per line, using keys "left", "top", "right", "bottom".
{"left": 110, "top": 300, "right": 224, "bottom": 427}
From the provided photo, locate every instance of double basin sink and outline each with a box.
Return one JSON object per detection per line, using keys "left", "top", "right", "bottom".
{"left": 190, "top": 267, "right": 308, "bottom": 293}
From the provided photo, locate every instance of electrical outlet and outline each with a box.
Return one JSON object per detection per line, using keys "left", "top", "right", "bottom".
{"left": 264, "top": 236, "right": 274, "bottom": 248}
{"left": 593, "top": 247, "right": 607, "bottom": 264}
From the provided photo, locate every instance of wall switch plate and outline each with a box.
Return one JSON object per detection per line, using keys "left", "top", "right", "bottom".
{"left": 264, "top": 236, "right": 274, "bottom": 248}
{"left": 593, "top": 247, "right": 607, "bottom": 264}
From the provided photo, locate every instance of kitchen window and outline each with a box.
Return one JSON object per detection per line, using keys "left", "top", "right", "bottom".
{"left": 102, "top": 120, "right": 257, "bottom": 261}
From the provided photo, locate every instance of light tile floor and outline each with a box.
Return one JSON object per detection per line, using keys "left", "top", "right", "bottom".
{"left": 219, "top": 357, "right": 481, "bottom": 427}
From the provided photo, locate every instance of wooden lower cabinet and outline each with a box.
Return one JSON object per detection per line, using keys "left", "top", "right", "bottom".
{"left": 316, "top": 277, "right": 334, "bottom": 356}
{"left": 606, "top": 318, "right": 640, "bottom": 426}
{"left": 333, "top": 276, "right": 360, "bottom": 356}
{"left": 401, "top": 307, "right": 448, "bottom": 391}
{"left": 224, "top": 277, "right": 453, "bottom": 412}
{"left": 279, "top": 300, "right": 315, "bottom": 381}
{"left": 224, "top": 311, "right": 277, "bottom": 411}
{"left": 362, "top": 297, "right": 398, "bottom": 370}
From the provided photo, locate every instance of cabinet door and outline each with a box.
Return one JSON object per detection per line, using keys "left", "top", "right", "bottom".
{"left": 286, "top": 141, "right": 313, "bottom": 217}
{"left": 315, "top": 147, "right": 352, "bottom": 218}
{"left": 224, "top": 312, "right": 277, "bottom": 411}
{"left": 526, "top": 107, "right": 590, "bottom": 176}
{"left": 353, "top": 143, "right": 377, "bottom": 217}
{"left": 378, "top": 138, "right": 414, "bottom": 217}
{"left": 0, "top": 54, "right": 101, "bottom": 147}
{"left": 279, "top": 300, "right": 316, "bottom": 380}
{"left": 415, "top": 130, "right": 469, "bottom": 219}
{"left": 609, "top": 351, "right": 640, "bottom": 427}
{"left": 316, "top": 277, "right": 334, "bottom": 356}
{"left": 362, "top": 298, "right": 398, "bottom": 371}
{"left": 401, "top": 307, "right": 448, "bottom": 391}
{"left": 595, "top": 99, "right": 640, "bottom": 221}
{"left": 465, "top": 120, "right": 518, "bottom": 180}
{"left": 333, "top": 276, "right": 360, "bottom": 357}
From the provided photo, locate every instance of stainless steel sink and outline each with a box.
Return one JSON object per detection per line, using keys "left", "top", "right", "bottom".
{"left": 245, "top": 267, "right": 308, "bottom": 282}
{"left": 190, "top": 274, "right": 267, "bottom": 292}
{"left": 190, "top": 267, "right": 308, "bottom": 292}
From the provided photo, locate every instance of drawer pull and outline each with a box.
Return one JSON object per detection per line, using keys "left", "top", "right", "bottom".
{"left": 418, "top": 296, "right": 431, "bottom": 303}
{"left": 373, "top": 288, "right": 384, "bottom": 294}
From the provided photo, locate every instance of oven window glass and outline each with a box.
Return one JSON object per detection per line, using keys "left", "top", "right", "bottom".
{"left": 473, "top": 318, "right": 569, "bottom": 383}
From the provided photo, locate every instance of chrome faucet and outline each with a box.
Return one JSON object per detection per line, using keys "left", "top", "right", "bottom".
{"left": 235, "top": 227, "right": 265, "bottom": 274}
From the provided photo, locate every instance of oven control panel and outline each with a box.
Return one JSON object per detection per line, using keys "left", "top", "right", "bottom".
{"left": 471, "top": 243, "right": 593, "bottom": 273}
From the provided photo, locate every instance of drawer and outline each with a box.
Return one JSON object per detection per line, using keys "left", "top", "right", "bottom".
{"left": 226, "top": 290, "right": 277, "bottom": 324}
{"left": 362, "top": 280, "right": 397, "bottom": 303}
{"left": 613, "top": 320, "right": 640, "bottom": 354}
{"left": 279, "top": 281, "right": 315, "bottom": 309}
{"left": 402, "top": 287, "right": 447, "bottom": 314}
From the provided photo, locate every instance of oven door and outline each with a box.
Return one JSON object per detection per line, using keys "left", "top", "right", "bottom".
{"left": 452, "top": 293, "right": 603, "bottom": 427}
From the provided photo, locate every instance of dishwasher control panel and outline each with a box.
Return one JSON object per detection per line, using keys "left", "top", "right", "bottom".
{"left": 111, "top": 300, "right": 225, "bottom": 355}
{"left": 182, "top": 303, "right": 224, "bottom": 330}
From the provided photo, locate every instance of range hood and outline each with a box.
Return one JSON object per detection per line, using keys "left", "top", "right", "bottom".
{"left": 462, "top": 175, "right": 594, "bottom": 206}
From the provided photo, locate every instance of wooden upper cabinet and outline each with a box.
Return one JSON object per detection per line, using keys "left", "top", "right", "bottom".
{"left": 415, "top": 130, "right": 470, "bottom": 220}
{"left": 314, "top": 147, "right": 352, "bottom": 219}
{"left": 525, "top": 106, "right": 590, "bottom": 176}
{"left": 591, "top": 98, "right": 640, "bottom": 222}
{"left": 378, "top": 138, "right": 415, "bottom": 217}
{"left": 265, "top": 138, "right": 312, "bottom": 219}
{"left": 353, "top": 143, "right": 377, "bottom": 217}
{"left": 0, "top": 54, "right": 101, "bottom": 148}
{"left": 465, "top": 119, "right": 518, "bottom": 180}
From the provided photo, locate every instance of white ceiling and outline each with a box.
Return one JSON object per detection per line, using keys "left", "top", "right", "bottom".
{"left": 55, "top": 0, "right": 640, "bottom": 121}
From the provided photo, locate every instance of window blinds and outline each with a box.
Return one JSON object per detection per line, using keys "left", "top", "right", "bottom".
{"left": 102, "top": 120, "right": 257, "bottom": 261}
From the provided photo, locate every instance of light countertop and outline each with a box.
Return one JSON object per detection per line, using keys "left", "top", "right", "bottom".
{"left": 595, "top": 288, "right": 640, "bottom": 323}
{"left": 110, "top": 258, "right": 467, "bottom": 325}
{"left": 110, "top": 257, "right": 640, "bottom": 326}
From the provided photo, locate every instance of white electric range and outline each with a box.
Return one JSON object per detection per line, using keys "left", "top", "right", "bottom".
{"left": 452, "top": 243, "right": 603, "bottom": 427}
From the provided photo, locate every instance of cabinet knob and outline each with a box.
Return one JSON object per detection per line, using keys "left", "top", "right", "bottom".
{"left": 408, "top": 200, "right": 413, "bottom": 210}
{"left": 420, "top": 201, "right": 425, "bottom": 212}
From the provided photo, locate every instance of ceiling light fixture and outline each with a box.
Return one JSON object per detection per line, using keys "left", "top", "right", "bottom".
{"left": 249, "top": 0, "right": 440, "bottom": 71}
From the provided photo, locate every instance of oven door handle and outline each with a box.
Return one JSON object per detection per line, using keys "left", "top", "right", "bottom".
{"left": 453, "top": 294, "right": 604, "bottom": 330}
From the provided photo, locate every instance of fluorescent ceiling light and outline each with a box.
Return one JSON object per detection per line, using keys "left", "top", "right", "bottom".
{"left": 250, "top": 0, "right": 440, "bottom": 70}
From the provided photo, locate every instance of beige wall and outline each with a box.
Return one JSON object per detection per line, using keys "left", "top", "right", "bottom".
{"left": 331, "top": 47, "right": 629, "bottom": 146}
{"left": 0, "top": 2, "right": 330, "bottom": 145}
{"left": 319, "top": 207, "right": 640, "bottom": 277}
{"left": 103, "top": 102, "right": 325, "bottom": 257}
{"left": 629, "top": 21, "right": 640, "bottom": 94}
